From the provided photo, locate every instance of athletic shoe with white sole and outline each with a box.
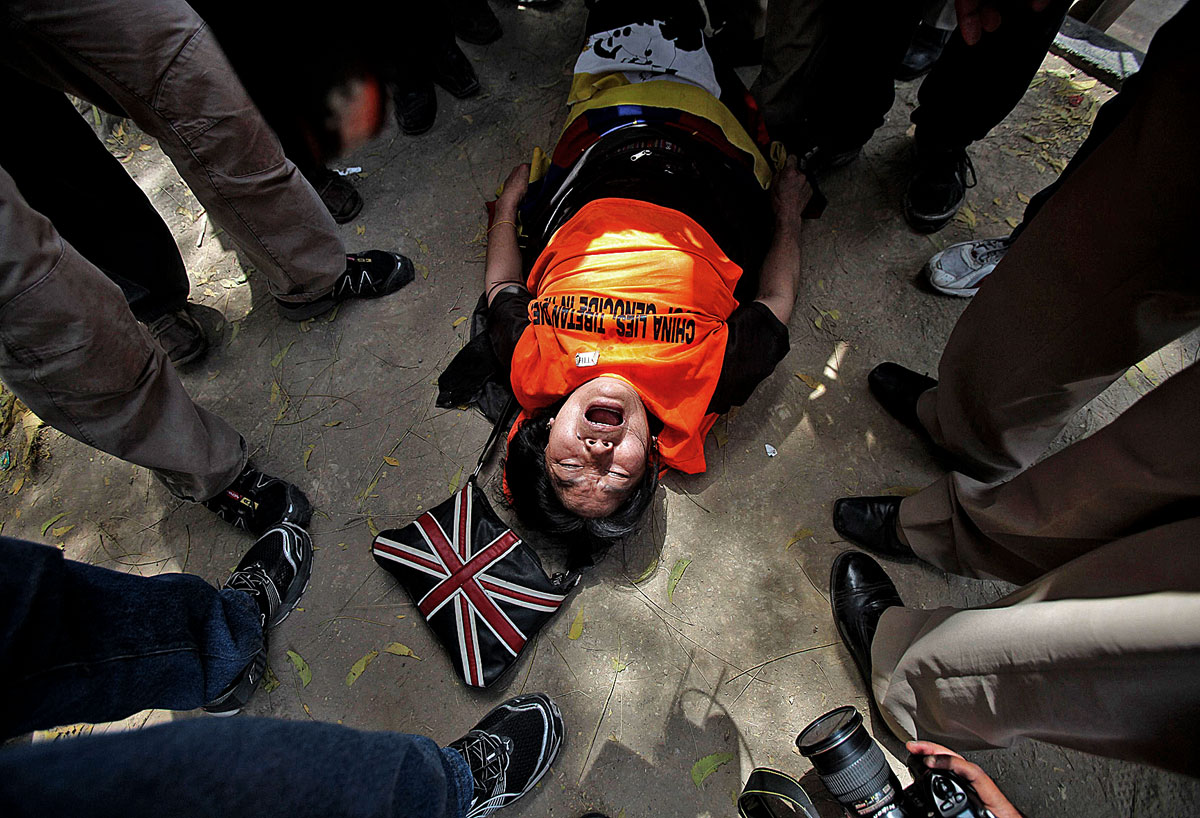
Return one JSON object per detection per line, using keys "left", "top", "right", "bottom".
{"left": 925, "top": 236, "right": 1012, "bottom": 297}
{"left": 203, "top": 523, "right": 313, "bottom": 715}
{"left": 203, "top": 464, "right": 312, "bottom": 535}
{"left": 446, "top": 694, "right": 564, "bottom": 818}
{"left": 277, "top": 251, "right": 415, "bottom": 320}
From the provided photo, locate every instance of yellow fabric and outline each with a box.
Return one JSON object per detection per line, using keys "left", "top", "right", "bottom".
{"left": 559, "top": 77, "right": 774, "bottom": 188}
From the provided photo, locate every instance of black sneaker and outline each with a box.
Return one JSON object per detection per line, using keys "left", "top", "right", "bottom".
{"left": 146, "top": 307, "right": 209, "bottom": 366}
{"left": 203, "top": 464, "right": 312, "bottom": 534}
{"left": 432, "top": 42, "right": 481, "bottom": 99}
{"left": 903, "top": 143, "right": 976, "bottom": 234}
{"left": 306, "top": 166, "right": 364, "bottom": 224}
{"left": 393, "top": 77, "right": 438, "bottom": 136}
{"left": 446, "top": 694, "right": 564, "bottom": 817}
{"left": 277, "top": 251, "right": 416, "bottom": 321}
{"left": 203, "top": 523, "right": 313, "bottom": 715}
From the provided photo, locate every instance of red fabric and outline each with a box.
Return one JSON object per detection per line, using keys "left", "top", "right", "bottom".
{"left": 510, "top": 198, "right": 743, "bottom": 473}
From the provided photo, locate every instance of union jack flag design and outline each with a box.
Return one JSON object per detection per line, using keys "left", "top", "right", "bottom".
{"left": 372, "top": 482, "right": 571, "bottom": 687}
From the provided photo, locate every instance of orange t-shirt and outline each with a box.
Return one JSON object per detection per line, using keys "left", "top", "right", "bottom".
{"left": 510, "top": 198, "right": 743, "bottom": 473}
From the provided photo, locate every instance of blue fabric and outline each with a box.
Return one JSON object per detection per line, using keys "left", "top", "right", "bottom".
{"left": 0, "top": 535, "right": 262, "bottom": 737}
{"left": 0, "top": 535, "right": 471, "bottom": 818}
{"left": 0, "top": 718, "right": 471, "bottom": 818}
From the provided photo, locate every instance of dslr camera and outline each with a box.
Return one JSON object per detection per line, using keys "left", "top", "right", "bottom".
{"left": 794, "top": 706, "right": 993, "bottom": 818}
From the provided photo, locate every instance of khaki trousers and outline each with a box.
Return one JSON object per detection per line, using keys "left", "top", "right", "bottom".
{"left": 0, "top": 166, "right": 246, "bottom": 502}
{"left": 0, "top": 0, "right": 345, "bottom": 306}
{"left": 874, "top": 2, "right": 1200, "bottom": 775}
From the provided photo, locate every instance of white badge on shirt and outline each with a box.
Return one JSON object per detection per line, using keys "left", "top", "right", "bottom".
{"left": 575, "top": 350, "right": 599, "bottom": 367}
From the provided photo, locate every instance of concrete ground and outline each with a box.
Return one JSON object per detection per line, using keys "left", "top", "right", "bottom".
{"left": 3, "top": 2, "right": 1198, "bottom": 816}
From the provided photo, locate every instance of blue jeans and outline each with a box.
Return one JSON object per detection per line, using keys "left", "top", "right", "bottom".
{"left": 0, "top": 536, "right": 471, "bottom": 817}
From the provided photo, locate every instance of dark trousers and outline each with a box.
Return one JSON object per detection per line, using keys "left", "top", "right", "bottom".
{"left": 0, "top": 535, "right": 472, "bottom": 818}
{"left": 758, "top": 0, "right": 1070, "bottom": 153}
{"left": 0, "top": 67, "right": 189, "bottom": 323}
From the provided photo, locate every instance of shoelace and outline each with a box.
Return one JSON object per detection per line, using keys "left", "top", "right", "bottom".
{"left": 226, "top": 567, "right": 277, "bottom": 627}
{"left": 969, "top": 238, "right": 1011, "bottom": 266}
{"left": 459, "top": 731, "right": 511, "bottom": 815}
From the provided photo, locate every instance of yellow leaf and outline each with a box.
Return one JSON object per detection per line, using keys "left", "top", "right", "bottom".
{"left": 262, "top": 666, "right": 281, "bottom": 693}
{"left": 785, "top": 528, "right": 814, "bottom": 550}
{"left": 883, "top": 485, "right": 922, "bottom": 497}
{"left": 367, "top": 516, "right": 380, "bottom": 537}
{"left": 452, "top": 316, "right": 468, "bottom": 328}
{"left": 208, "top": 370, "right": 220, "bottom": 381}
{"left": 355, "top": 225, "right": 366, "bottom": 236}
{"left": 692, "top": 752, "right": 735, "bottom": 789}
{"left": 271, "top": 342, "right": 294, "bottom": 368}
{"left": 11, "top": 476, "right": 24, "bottom": 495}
{"left": 269, "top": 382, "right": 280, "bottom": 405}
{"left": 384, "top": 642, "right": 420, "bottom": 660}
{"left": 953, "top": 205, "right": 977, "bottom": 229}
{"left": 52, "top": 525, "right": 75, "bottom": 538}
{"left": 611, "top": 657, "right": 627, "bottom": 672}
{"left": 417, "top": 262, "right": 430, "bottom": 280}
{"left": 286, "top": 649, "right": 312, "bottom": 687}
{"left": 568, "top": 607, "right": 584, "bottom": 640}
{"left": 345, "top": 650, "right": 379, "bottom": 686}
{"left": 138, "top": 143, "right": 152, "bottom": 151}
{"left": 41, "top": 513, "right": 67, "bottom": 536}
{"left": 448, "top": 465, "right": 463, "bottom": 494}
{"left": 1017, "top": 191, "right": 1031, "bottom": 204}
{"left": 303, "top": 444, "right": 315, "bottom": 470}
{"left": 634, "top": 557, "right": 659, "bottom": 583}
{"left": 1005, "top": 217, "right": 1021, "bottom": 229}
{"left": 384, "top": 456, "right": 400, "bottom": 467}
{"left": 323, "top": 420, "right": 342, "bottom": 427}
{"left": 463, "top": 114, "right": 474, "bottom": 124}
{"left": 667, "top": 558, "right": 692, "bottom": 604}
{"left": 795, "top": 373, "right": 821, "bottom": 390}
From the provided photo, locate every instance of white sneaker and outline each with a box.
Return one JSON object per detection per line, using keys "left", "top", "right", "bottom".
{"left": 925, "top": 236, "right": 1012, "bottom": 297}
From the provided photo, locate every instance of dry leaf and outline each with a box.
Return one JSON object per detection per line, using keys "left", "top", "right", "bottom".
{"left": 1017, "top": 191, "right": 1031, "bottom": 204}
{"left": 41, "top": 513, "right": 66, "bottom": 536}
{"left": 448, "top": 466, "right": 463, "bottom": 494}
{"left": 286, "top": 649, "right": 312, "bottom": 687}
{"left": 345, "top": 650, "right": 379, "bottom": 686}
{"left": 568, "top": 607, "right": 584, "bottom": 640}
{"left": 52, "top": 525, "right": 75, "bottom": 538}
{"left": 271, "top": 342, "right": 294, "bottom": 368}
{"left": 1005, "top": 217, "right": 1021, "bottom": 228}
{"left": 323, "top": 420, "right": 342, "bottom": 428}
{"left": 667, "top": 558, "right": 692, "bottom": 603}
{"left": 384, "top": 456, "right": 400, "bottom": 467}
{"left": 785, "top": 528, "right": 814, "bottom": 550}
{"left": 367, "top": 516, "right": 380, "bottom": 537}
{"left": 355, "top": 225, "right": 366, "bottom": 236}
{"left": 452, "top": 316, "right": 468, "bottom": 328}
{"left": 262, "top": 666, "right": 281, "bottom": 693}
{"left": 795, "top": 373, "right": 821, "bottom": 390}
{"left": 303, "top": 444, "right": 316, "bottom": 470}
{"left": 384, "top": 642, "right": 420, "bottom": 660}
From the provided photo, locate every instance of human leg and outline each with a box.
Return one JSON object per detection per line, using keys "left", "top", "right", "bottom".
{"left": 0, "top": 717, "right": 472, "bottom": 818}
{"left": 0, "top": 67, "right": 189, "bottom": 324}
{"left": 899, "top": 360, "right": 1200, "bottom": 584}
{"left": 914, "top": 1, "right": 1200, "bottom": 480}
{"left": 0, "top": 535, "right": 261, "bottom": 739}
{"left": 0, "top": 0, "right": 345, "bottom": 306}
{"left": 0, "top": 165, "right": 246, "bottom": 501}
{"left": 869, "top": 517, "right": 1200, "bottom": 776}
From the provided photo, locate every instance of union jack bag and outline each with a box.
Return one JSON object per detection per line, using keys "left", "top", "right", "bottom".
{"left": 370, "top": 402, "right": 577, "bottom": 687}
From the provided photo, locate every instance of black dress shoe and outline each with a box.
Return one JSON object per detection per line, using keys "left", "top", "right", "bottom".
{"left": 392, "top": 79, "right": 437, "bottom": 136}
{"left": 833, "top": 497, "right": 915, "bottom": 560}
{"left": 432, "top": 42, "right": 481, "bottom": 99}
{"left": 830, "top": 551, "right": 904, "bottom": 685}
{"left": 895, "top": 23, "right": 951, "bottom": 81}
{"left": 867, "top": 362, "right": 937, "bottom": 431}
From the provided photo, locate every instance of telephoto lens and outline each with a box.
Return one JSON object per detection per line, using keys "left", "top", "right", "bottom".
{"left": 795, "top": 706, "right": 905, "bottom": 818}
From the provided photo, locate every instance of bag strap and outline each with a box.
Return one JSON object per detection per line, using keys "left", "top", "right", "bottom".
{"left": 470, "top": 395, "right": 519, "bottom": 484}
{"left": 737, "top": 768, "right": 819, "bottom": 818}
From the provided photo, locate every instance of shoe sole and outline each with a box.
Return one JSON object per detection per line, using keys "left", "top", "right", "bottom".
{"left": 903, "top": 192, "right": 963, "bottom": 234}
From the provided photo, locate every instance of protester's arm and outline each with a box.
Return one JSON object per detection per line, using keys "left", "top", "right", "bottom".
{"left": 485, "top": 163, "right": 531, "bottom": 306}
{"left": 907, "top": 741, "right": 1025, "bottom": 818}
{"left": 755, "top": 156, "right": 812, "bottom": 324}
{"left": 954, "top": 0, "right": 1052, "bottom": 44}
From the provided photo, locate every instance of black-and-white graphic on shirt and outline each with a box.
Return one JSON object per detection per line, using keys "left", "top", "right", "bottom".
{"left": 576, "top": 20, "right": 720, "bottom": 97}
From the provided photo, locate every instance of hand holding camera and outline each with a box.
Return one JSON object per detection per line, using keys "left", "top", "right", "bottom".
{"left": 906, "top": 742, "right": 1023, "bottom": 818}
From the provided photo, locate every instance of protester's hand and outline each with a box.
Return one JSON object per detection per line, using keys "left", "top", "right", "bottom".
{"left": 496, "top": 163, "right": 531, "bottom": 218}
{"left": 954, "top": 0, "right": 1051, "bottom": 45}
{"left": 771, "top": 155, "right": 812, "bottom": 228}
{"left": 907, "top": 741, "right": 1024, "bottom": 818}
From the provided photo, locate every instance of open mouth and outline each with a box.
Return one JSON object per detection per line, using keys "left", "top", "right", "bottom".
{"left": 585, "top": 406, "right": 624, "bottom": 426}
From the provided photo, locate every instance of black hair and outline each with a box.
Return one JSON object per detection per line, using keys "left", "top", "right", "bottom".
{"left": 503, "top": 406, "right": 659, "bottom": 554}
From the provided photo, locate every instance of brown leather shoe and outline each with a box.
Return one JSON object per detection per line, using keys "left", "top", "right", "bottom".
{"left": 146, "top": 307, "right": 208, "bottom": 366}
